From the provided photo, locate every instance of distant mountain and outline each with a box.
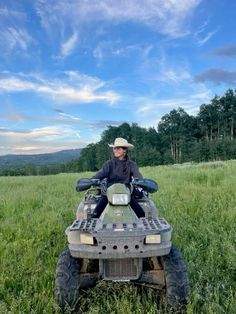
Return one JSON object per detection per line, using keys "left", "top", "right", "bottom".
{"left": 0, "top": 149, "right": 81, "bottom": 168}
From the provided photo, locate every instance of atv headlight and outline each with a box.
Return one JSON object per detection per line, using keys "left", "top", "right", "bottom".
{"left": 112, "top": 194, "right": 129, "bottom": 205}
{"left": 68, "top": 231, "right": 94, "bottom": 245}
{"left": 145, "top": 234, "right": 161, "bottom": 244}
{"left": 68, "top": 230, "right": 81, "bottom": 244}
{"left": 80, "top": 233, "right": 94, "bottom": 245}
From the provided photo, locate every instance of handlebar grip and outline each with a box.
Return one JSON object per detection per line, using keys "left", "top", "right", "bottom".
{"left": 90, "top": 178, "right": 100, "bottom": 185}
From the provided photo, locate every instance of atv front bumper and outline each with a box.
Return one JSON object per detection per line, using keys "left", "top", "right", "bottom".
{"left": 67, "top": 218, "right": 172, "bottom": 259}
{"left": 69, "top": 241, "right": 171, "bottom": 259}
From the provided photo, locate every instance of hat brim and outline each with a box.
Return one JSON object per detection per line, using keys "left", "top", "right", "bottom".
{"left": 108, "top": 143, "right": 134, "bottom": 149}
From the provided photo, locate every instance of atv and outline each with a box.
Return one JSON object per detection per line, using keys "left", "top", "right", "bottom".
{"left": 55, "top": 178, "right": 189, "bottom": 311}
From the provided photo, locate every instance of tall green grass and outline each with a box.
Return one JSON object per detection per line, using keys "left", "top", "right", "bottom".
{"left": 0, "top": 162, "right": 235, "bottom": 313}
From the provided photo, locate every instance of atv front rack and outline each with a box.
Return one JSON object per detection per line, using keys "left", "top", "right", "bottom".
{"left": 69, "top": 217, "right": 170, "bottom": 233}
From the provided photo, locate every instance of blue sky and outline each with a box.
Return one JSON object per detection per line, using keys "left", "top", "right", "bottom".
{"left": 1, "top": 0, "right": 236, "bottom": 155}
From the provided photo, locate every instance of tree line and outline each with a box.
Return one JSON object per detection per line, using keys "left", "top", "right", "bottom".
{"left": 1, "top": 88, "right": 236, "bottom": 176}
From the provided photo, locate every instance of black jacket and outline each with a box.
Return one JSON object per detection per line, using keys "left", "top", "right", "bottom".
{"left": 93, "top": 157, "right": 143, "bottom": 187}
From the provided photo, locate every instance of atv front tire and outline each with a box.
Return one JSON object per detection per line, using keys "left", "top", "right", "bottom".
{"left": 54, "top": 249, "right": 81, "bottom": 311}
{"left": 161, "top": 245, "right": 190, "bottom": 310}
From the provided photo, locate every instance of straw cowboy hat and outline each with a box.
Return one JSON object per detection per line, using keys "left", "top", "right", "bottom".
{"left": 108, "top": 137, "right": 134, "bottom": 149}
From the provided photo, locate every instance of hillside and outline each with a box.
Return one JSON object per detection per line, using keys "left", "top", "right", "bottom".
{"left": 0, "top": 149, "right": 81, "bottom": 168}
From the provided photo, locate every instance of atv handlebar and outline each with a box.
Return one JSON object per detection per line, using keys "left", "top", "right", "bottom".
{"left": 133, "top": 178, "right": 158, "bottom": 193}
{"left": 76, "top": 177, "right": 158, "bottom": 193}
{"left": 76, "top": 178, "right": 100, "bottom": 192}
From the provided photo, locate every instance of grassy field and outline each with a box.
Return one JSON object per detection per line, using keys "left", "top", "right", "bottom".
{"left": 0, "top": 161, "right": 235, "bottom": 313}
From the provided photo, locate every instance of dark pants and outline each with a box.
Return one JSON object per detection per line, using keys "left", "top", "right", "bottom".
{"left": 92, "top": 194, "right": 145, "bottom": 218}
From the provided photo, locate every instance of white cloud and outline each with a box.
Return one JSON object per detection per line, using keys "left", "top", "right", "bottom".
{"left": 0, "top": 5, "right": 32, "bottom": 56}
{"left": 138, "top": 51, "right": 192, "bottom": 90}
{"left": 60, "top": 32, "right": 78, "bottom": 58}
{"left": 65, "top": 71, "right": 105, "bottom": 89}
{"left": 93, "top": 45, "right": 104, "bottom": 65}
{"left": 0, "top": 27, "right": 32, "bottom": 55}
{"left": 0, "top": 77, "right": 35, "bottom": 92}
{"left": 2, "top": 126, "right": 65, "bottom": 141}
{"left": 8, "top": 27, "right": 31, "bottom": 51}
{"left": 1, "top": 108, "right": 124, "bottom": 132}
{"left": 57, "top": 112, "right": 81, "bottom": 122}
{"left": 3, "top": 111, "right": 28, "bottom": 123}
{"left": 193, "top": 20, "right": 218, "bottom": 46}
{"left": 93, "top": 41, "right": 153, "bottom": 66}
{"left": 0, "top": 125, "right": 88, "bottom": 155}
{"left": 0, "top": 6, "right": 26, "bottom": 19}
{"left": 0, "top": 72, "right": 120, "bottom": 104}
{"left": 196, "top": 30, "right": 218, "bottom": 46}
{"left": 160, "top": 67, "right": 191, "bottom": 84}
{"left": 35, "top": 0, "right": 202, "bottom": 39}
{"left": 135, "top": 88, "right": 213, "bottom": 127}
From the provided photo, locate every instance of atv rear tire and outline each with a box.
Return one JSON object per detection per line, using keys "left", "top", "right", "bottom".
{"left": 161, "top": 245, "right": 190, "bottom": 310}
{"left": 54, "top": 249, "right": 81, "bottom": 311}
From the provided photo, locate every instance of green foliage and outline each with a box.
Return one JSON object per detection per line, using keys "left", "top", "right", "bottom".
{"left": 0, "top": 161, "right": 236, "bottom": 313}
{"left": 74, "top": 89, "right": 236, "bottom": 173}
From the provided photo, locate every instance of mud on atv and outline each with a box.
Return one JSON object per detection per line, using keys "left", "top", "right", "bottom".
{"left": 55, "top": 178, "right": 190, "bottom": 311}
